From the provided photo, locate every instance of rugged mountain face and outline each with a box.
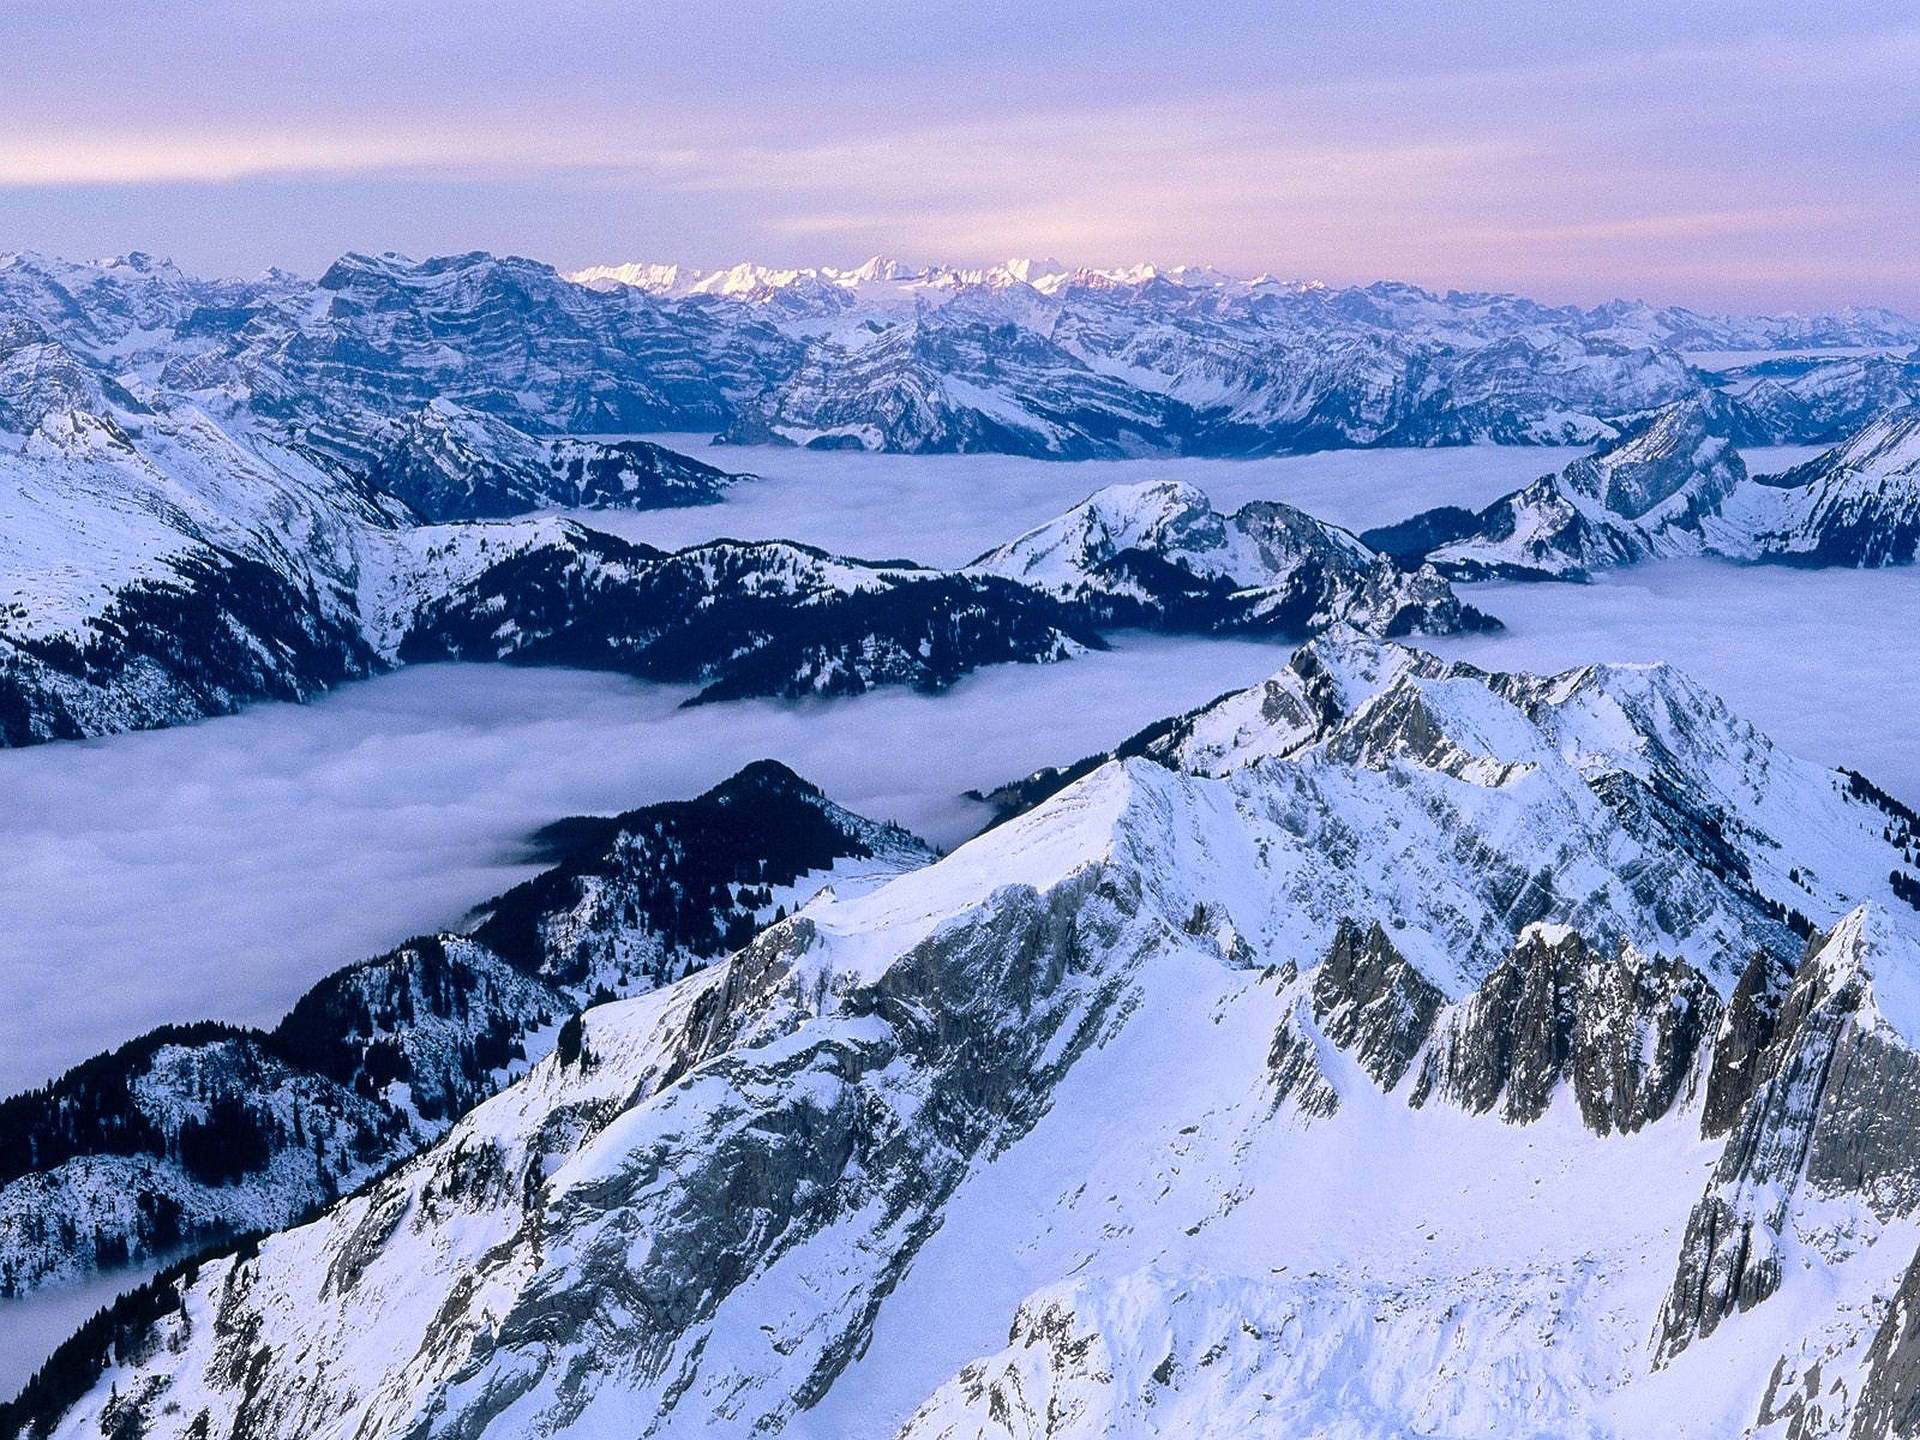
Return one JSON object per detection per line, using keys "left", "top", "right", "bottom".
{"left": 1398, "top": 394, "right": 1752, "bottom": 580}
{"left": 1743, "top": 407, "right": 1920, "bottom": 566}
{"left": 1655, "top": 905, "right": 1920, "bottom": 1360}
{"left": 6, "top": 247, "right": 1916, "bottom": 479}
{"left": 393, "top": 524, "right": 1107, "bottom": 703}
{"left": 1376, "top": 399, "right": 1920, "bottom": 580}
{"left": 359, "top": 400, "right": 746, "bottom": 522}
{"left": 0, "top": 763, "right": 930, "bottom": 1302}
{"left": 236, "top": 250, "right": 793, "bottom": 437}
{"left": 722, "top": 314, "right": 1189, "bottom": 458}
{"left": 18, "top": 636, "right": 1920, "bottom": 1439}
{"left": 968, "top": 478, "right": 1499, "bottom": 637}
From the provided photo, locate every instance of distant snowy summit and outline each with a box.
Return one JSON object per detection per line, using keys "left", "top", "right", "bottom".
{"left": 1368, "top": 396, "right": 1920, "bottom": 579}
{"left": 570, "top": 251, "right": 1920, "bottom": 456}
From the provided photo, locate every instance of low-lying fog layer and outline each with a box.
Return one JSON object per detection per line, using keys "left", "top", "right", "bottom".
{"left": 572, "top": 439, "right": 1824, "bottom": 566}
{"left": 0, "top": 636, "right": 1290, "bottom": 1096}
{"left": 0, "top": 444, "right": 1887, "bottom": 1100}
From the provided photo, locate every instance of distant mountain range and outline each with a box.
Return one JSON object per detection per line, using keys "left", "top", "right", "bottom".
{"left": 569, "top": 253, "right": 1920, "bottom": 456}
{"left": 3, "top": 246, "right": 1918, "bottom": 747}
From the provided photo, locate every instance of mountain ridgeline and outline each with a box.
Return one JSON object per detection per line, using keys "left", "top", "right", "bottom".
{"left": 13, "top": 636, "right": 1920, "bottom": 1438}
{"left": 0, "top": 761, "right": 931, "bottom": 1303}
{"left": 2, "top": 248, "right": 1918, "bottom": 749}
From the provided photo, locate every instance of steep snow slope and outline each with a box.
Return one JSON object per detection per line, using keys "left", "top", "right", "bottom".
{"left": 1738, "top": 407, "right": 1920, "bottom": 566}
{"left": 20, "top": 637, "right": 1920, "bottom": 1439}
{"left": 1416, "top": 395, "right": 1752, "bottom": 580}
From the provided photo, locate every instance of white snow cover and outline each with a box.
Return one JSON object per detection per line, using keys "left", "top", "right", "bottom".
{"left": 967, "top": 476, "right": 1371, "bottom": 592}
{"left": 31, "top": 637, "right": 1920, "bottom": 1439}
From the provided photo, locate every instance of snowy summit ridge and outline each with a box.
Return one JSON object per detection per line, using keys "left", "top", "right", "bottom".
{"left": 18, "top": 635, "right": 1920, "bottom": 1440}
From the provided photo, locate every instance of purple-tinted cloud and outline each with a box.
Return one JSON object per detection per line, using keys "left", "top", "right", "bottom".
{"left": 1, "top": 1, "right": 1915, "bottom": 310}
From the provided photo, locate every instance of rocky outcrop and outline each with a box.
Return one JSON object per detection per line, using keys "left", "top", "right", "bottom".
{"left": 1701, "top": 948, "right": 1795, "bottom": 1138}
{"left": 1273, "top": 921, "right": 1720, "bottom": 1135}
{"left": 1656, "top": 908, "right": 1920, "bottom": 1361}
{"left": 1845, "top": 1246, "right": 1920, "bottom": 1439}
{"left": 1415, "top": 928, "right": 1718, "bottom": 1132}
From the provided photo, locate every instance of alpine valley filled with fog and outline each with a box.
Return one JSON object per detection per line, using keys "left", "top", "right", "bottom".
{"left": 1, "top": 242, "right": 1919, "bottom": 1440}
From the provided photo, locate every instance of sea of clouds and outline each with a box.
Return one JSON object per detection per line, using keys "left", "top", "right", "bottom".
{"left": 0, "top": 440, "right": 1913, "bottom": 1399}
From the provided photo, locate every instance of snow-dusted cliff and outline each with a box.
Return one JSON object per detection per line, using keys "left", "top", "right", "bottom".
{"left": 17, "top": 636, "right": 1920, "bottom": 1439}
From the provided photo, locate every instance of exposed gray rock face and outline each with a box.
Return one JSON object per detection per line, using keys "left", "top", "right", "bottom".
{"left": 1310, "top": 921, "right": 1446, "bottom": 1093}
{"left": 1266, "top": 917, "right": 1722, "bottom": 1137}
{"left": 1657, "top": 910, "right": 1920, "bottom": 1362}
{"left": 21, "top": 859, "right": 1150, "bottom": 1440}
{"left": 1846, "top": 1247, "right": 1920, "bottom": 1439}
{"left": 1701, "top": 947, "right": 1795, "bottom": 1139}
{"left": 1561, "top": 393, "right": 1749, "bottom": 522}
{"left": 1268, "top": 920, "right": 1445, "bottom": 1118}
{"left": 1411, "top": 928, "right": 1719, "bottom": 1132}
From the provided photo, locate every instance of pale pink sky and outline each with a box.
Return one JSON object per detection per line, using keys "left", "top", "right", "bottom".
{"left": 4, "top": 0, "right": 1917, "bottom": 312}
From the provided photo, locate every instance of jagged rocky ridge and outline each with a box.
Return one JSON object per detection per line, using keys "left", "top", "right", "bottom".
{"left": 1369, "top": 399, "right": 1920, "bottom": 580}
{"left": 18, "top": 635, "right": 1920, "bottom": 1439}
{"left": 0, "top": 762, "right": 930, "bottom": 1303}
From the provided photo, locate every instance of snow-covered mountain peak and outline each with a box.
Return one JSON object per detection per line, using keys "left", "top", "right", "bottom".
{"left": 21, "top": 624, "right": 1920, "bottom": 1439}
{"left": 968, "top": 476, "right": 1230, "bottom": 578}
{"left": 1560, "top": 392, "right": 1749, "bottom": 521}
{"left": 1800, "top": 404, "right": 1920, "bottom": 479}
{"left": 1805, "top": 903, "right": 1920, "bottom": 1043}
{"left": 966, "top": 480, "right": 1492, "bottom": 640}
{"left": 998, "top": 255, "right": 1068, "bottom": 286}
